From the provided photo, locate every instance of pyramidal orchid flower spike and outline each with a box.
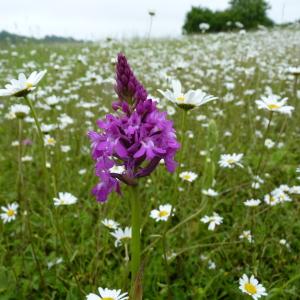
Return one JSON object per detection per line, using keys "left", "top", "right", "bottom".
{"left": 89, "top": 53, "right": 180, "bottom": 202}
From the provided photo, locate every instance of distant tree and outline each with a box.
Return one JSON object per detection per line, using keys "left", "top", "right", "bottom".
{"left": 183, "top": 0, "right": 274, "bottom": 34}
{"left": 182, "top": 7, "right": 214, "bottom": 34}
{"left": 182, "top": 7, "right": 233, "bottom": 34}
{"left": 0, "top": 30, "right": 80, "bottom": 44}
{"left": 229, "top": 0, "right": 274, "bottom": 28}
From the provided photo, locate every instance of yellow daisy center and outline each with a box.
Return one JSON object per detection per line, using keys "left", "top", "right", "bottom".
{"left": 227, "top": 159, "right": 235, "bottom": 164}
{"left": 26, "top": 82, "right": 33, "bottom": 89}
{"left": 159, "top": 210, "right": 169, "bottom": 217}
{"left": 7, "top": 209, "right": 15, "bottom": 217}
{"left": 267, "top": 104, "right": 280, "bottom": 110}
{"left": 183, "top": 174, "right": 191, "bottom": 180}
{"left": 176, "top": 95, "right": 185, "bottom": 102}
{"left": 102, "top": 298, "right": 114, "bottom": 300}
{"left": 47, "top": 138, "right": 56, "bottom": 144}
{"left": 244, "top": 283, "right": 257, "bottom": 295}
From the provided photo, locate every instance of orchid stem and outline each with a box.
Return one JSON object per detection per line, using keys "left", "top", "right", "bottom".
{"left": 130, "top": 187, "right": 142, "bottom": 299}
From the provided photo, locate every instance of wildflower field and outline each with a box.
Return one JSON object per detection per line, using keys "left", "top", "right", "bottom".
{"left": 0, "top": 27, "right": 300, "bottom": 299}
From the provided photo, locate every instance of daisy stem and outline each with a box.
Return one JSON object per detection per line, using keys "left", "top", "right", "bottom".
{"left": 24, "top": 200, "right": 47, "bottom": 290}
{"left": 162, "top": 231, "right": 172, "bottom": 299}
{"left": 16, "top": 118, "right": 46, "bottom": 290}
{"left": 294, "top": 75, "right": 298, "bottom": 101}
{"left": 148, "top": 15, "right": 153, "bottom": 39}
{"left": 176, "top": 240, "right": 242, "bottom": 256}
{"left": 17, "top": 119, "right": 24, "bottom": 204}
{"left": 125, "top": 242, "right": 130, "bottom": 263}
{"left": 179, "top": 110, "right": 187, "bottom": 164}
{"left": 255, "top": 111, "right": 273, "bottom": 175}
{"left": 17, "top": 118, "right": 25, "bottom": 271}
{"left": 51, "top": 174, "right": 84, "bottom": 296}
{"left": 130, "top": 187, "right": 142, "bottom": 299}
{"left": 123, "top": 243, "right": 130, "bottom": 290}
{"left": 24, "top": 96, "right": 47, "bottom": 170}
{"left": 142, "top": 200, "right": 207, "bottom": 255}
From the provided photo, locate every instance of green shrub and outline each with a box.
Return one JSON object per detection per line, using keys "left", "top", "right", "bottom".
{"left": 229, "top": 0, "right": 274, "bottom": 29}
{"left": 183, "top": 0, "right": 274, "bottom": 34}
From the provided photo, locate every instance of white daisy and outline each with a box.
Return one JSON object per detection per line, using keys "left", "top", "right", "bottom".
{"left": 200, "top": 212, "right": 223, "bottom": 231}
{"left": 279, "top": 239, "right": 291, "bottom": 250}
{"left": 166, "top": 105, "right": 176, "bottom": 116}
{"left": 255, "top": 95, "right": 294, "bottom": 116}
{"left": 239, "top": 230, "right": 253, "bottom": 243}
{"left": 61, "top": 145, "right": 71, "bottom": 153}
{"left": 1, "top": 202, "right": 19, "bottom": 223}
{"left": 278, "top": 184, "right": 290, "bottom": 192}
{"left": 58, "top": 113, "right": 74, "bottom": 129}
{"left": 86, "top": 287, "right": 128, "bottom": 300}
{"left": 44, "top": 135, "right": 56, "bottom": 147}
{"left": 101, "top": 219, "right": 120, "bottom": 230}
{"left": 22, "top": 155, "right": 33, "bottom": 162}
{"left": 150, "top": 204, "right": 173, "bottom": 221}
{"left": 251, "top": 176, "right": 264, "bottom": 189}
{"left": 9, "top": 104, "right": 30, "bottom": 119}
{"left": 244, "top": 199, "right": 261, "bottom": 207}
{"left": 148, "top": 9, "right": 156, "bottom": 16}
{"left": 218, "top": 153, "right": 244, "bottom": 168}
{"left": 41, "top": 124, "right": 56, "bottom": 134}
{"left": 199, "top": 22, "right": 210, "bottom": 32}
{"left": 158, "top": 79, "right": 217, "bottom": 110}
{"left": 47, "top": 257, "right": 63, "bottom": 269}
{"left": 202, "top": 188, "right": 219, "bottom": 197}
{"left": 274, "top": 191, "right": 291, "bottom": 203}
{"left": 264, "top": 138, "right": 275, "bottom": 149}
{"left": 239, "top": 274, "right": 267, "bottom": 299}
{"left": 264, "top": 194, "right": 280, "bottom": 206}
{"left": 179, "top": 171, "right": 198, "bottom": 182}
{"left": 289, "top": 186, "right": 300, "bottom": 194}
{"left": 79, "top": 169, "right": 87, "bottom": 175}
{"left": 110, "top": 227, "right": 132, "bottom": 247}
{"left": 53, "top": 192, "right": 78, "bottom": 206}
{"left": 45, "top": 95, "right": 60, "bottom": 107}
{"left": 208, "top": 259, "right": 216, "bottom": 269}
{"left": 287, "top": 66, "right": 300, "bottom": 76}
{"left": 0, "top": 70, "right": 47, "bottom": 97}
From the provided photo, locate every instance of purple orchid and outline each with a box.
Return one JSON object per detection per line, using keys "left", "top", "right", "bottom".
{"left": 88, "top": 54, "right": 180, "bottom": 202}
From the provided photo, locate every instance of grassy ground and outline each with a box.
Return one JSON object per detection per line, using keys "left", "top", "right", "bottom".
{"left": 0, "top": 26, "right": 300, "bottom": 299}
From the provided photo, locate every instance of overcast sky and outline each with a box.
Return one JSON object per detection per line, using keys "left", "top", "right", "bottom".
{"left": 0, "top": 0, "right": 299, "bottom": 40}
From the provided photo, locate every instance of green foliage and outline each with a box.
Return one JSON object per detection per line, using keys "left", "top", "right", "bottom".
{"left": 229, "top": 0, "right": 274, "bottom": 29}
{"left": 183, "top": 7, "right": 232, "bottom": 34}
{"left": 183, "top": 0, "right": 274, "bottom": 34}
